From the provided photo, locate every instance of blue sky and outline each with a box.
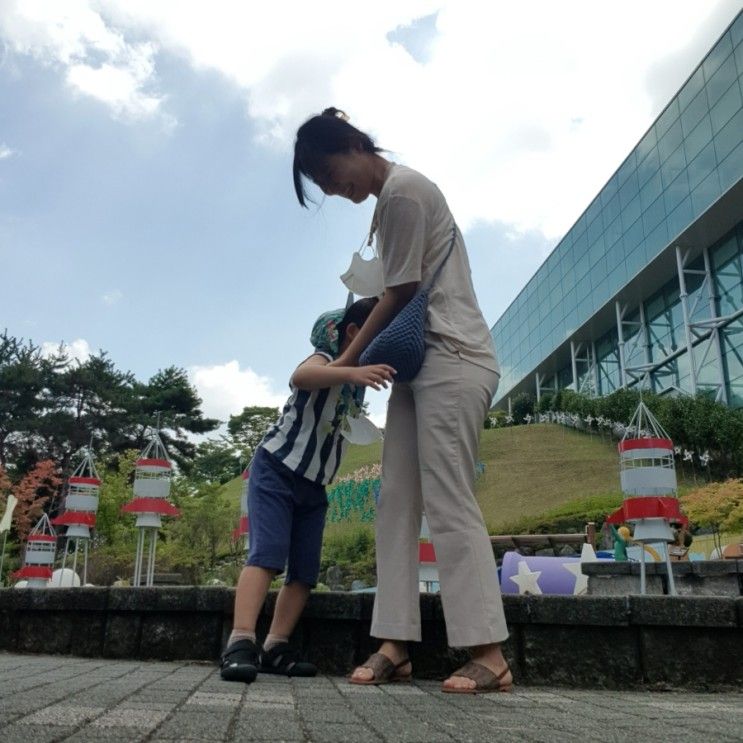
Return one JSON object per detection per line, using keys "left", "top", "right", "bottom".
{"left": 1, "top": 1, "right": 741, "bottom": 429}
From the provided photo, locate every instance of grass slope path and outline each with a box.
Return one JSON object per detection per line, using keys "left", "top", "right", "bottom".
{"left": 222, "top": 425, "right": 623, "bottom": 531}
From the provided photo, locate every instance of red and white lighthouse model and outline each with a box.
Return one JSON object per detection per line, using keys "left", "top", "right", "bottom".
{"left": 122, "top": 431, "right": 180, "bottom": 586}
{"left": 606, "top": 400, "right": 687, "bottom": 594}
{"left": 12, "top": 514, "right": 57, "bottom": 588}
{"left": 52, "top": 450, "right": 100, "bottom": 585}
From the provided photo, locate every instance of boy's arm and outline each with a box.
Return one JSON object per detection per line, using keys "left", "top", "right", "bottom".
{"left": 291, "top": 354, "right": 395, "bottom": 391}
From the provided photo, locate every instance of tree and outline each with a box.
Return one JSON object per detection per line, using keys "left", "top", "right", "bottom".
{"left": 0, "top": 331, "right": 64, "bottom": 470}
{"left": 126, "top": 367, "right": 220, "bottom": 470}
{"left": 511, "top": 393, "right": 535, "bottom": 424}
{"left": 680, "top": 479, "right": 743, "bottom": 555}
{"left": 10, "top": 460, "right": 62, "bottom": 543}
{"left": 228, "top": 406, "right": 279, "bottom": 460}
{"left": 192, "top": 438, "right": 241, "bottom": 484}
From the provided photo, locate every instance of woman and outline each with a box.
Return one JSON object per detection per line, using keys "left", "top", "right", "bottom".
{"left": 292, "top": 108, "right": 511, "bottom": 693}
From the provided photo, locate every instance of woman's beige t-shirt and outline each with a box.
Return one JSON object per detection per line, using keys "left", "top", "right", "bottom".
{"left": 372, "top": 164, "right": 500, "bottom": 374}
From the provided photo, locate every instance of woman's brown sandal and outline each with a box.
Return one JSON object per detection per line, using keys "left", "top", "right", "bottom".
{"left": 348, "top": 653, "right": 412, "bottom": 685}
{"left": 441, "top": 660, "right": 512, "bottom": 694}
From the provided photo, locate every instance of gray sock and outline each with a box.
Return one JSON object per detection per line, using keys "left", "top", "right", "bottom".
{"left": 228, "top": 629, "right": 256, "bottom": 647}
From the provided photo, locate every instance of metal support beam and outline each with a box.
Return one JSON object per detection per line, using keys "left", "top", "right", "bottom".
{"left": 676, "top": 245, "right": 698, "bottom": 395}
{"left": 570, "top": 341, "right": 578, "bottom": 392}
{"left": 702, "top": 245, "right": 728, "bottom": 405}
{"left": 615, "top": 301, "right": 627, "bottom": 388}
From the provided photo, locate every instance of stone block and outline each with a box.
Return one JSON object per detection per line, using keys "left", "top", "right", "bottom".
{"left": 103, "top": 612, "right": 141, "bottom": 658}
{"left": 195, "top": 586, "right": 234, "bottom": 614}
{"left": 67, "top": 611, "right": 107, "bottom": 657}
{"left": 5, "top": 587, "right": 108, "bottom": 611}
{"left": 107, "top": 587, "right": 198, "bottom": 612}
{"left": 630, "top": 595, "right": 738, "bottom": 627}
{"left": 522, "top": 595, "right": 631, "bottom": 625}
{"left": 736, "top": 597, "right": 743, "bottom": 627}
{"left": 521, "top": 624, "right": 641, "bottom": 688}
{"left": 139, "top": 612, "right": 222, "bottom": 660}
{"left": 302, "top": 591, "right": 362, "bottom": 620}
{"left": 502, "top": 594, "right": 530, "bottom": 623}
{"left": 588, "top": 575, "right": 663, "bottom": 596}
{"left": 641, "top": 627, "right": 743, "bottom": 686}
{"left": 16, "top": 610, "right": 73, "bottom": 654}
{"left": 0, "top": 609, "right": 18, "bottom": 651}
{"left": 691, "top": 559, "right": 739, "bottom": 577}
{"left": 673, "top": 574, "right": 740, "bottom": 596}
{"left": 302, "top": 618, "right": 359, "bottom": 675}
{"left": 582, "top": 562, "right": 632, "bottom": 576}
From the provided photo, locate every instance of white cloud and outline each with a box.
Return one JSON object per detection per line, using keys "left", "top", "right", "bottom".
{"left": 0, "top": 144, "right": 16, "bottom": 159}
{"left": 0, "top": 0, "right": 165, "bottom": 121}
{"left": 41, "top": 338, "right": 92, "bottom": 363}
{"left": 101, "top": 289, "right": 123, "bottom": 305}
{"left": 188, "top": 360, "right": 287, "bottom": 424}
{"left": 1, "top": 0, "right": 740, "bottom": 236}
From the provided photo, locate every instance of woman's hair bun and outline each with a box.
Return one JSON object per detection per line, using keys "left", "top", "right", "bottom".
{"left": 322, "top": 107, "right": 349, "bottom": 121}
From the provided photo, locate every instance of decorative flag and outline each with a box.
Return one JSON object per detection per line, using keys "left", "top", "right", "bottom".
{"left": 0, "top": 494, "right": 17, "bottom": 534}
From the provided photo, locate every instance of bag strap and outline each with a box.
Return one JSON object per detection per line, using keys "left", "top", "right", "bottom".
{"left": 423, "top": 224, "right": 458, "bottom": 291}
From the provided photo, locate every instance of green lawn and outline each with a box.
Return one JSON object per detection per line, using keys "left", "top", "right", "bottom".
{"left": 220, "top": 424, "right": 696, "bottom": 535}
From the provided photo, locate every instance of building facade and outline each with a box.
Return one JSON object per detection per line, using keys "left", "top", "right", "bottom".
{"left": 492, "top": 11, "right": 743, "bottom": 411}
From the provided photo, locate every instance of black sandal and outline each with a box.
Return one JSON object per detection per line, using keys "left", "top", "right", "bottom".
{"left": 260, "top": 642, "right": 317, "bottom": 677}
{"left": 220, "top": 639, "right": 259, "bottom": 683}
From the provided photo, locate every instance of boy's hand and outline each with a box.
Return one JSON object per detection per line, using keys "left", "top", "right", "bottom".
{"left": 348, "top": 364, "right": 396, "bottom": 390}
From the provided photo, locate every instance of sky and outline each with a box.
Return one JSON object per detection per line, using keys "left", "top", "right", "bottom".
{"left": 1, "top": 0, "right": 742, "bottom": 431}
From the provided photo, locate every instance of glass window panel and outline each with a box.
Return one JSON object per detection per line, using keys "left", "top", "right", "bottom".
{"left": 680, "top": 88, "right": 708, "bottom": 136}
{"left": 642, "top": 194, "right": 666, "bottom": 234}
{"left": 626, "top": 244, "right": 645, "bottom": 277}
{"left": 616, "top": 151, "right": 637, "bottom": 186}
{"left": 586, "top": 197, "right": 601, "bottom": 225}
{"left": 609, "top": 261, "right": 628, "bottom": 289}
{"left": 655, "top": 99, "right": 679, "bottom": 138}
{"left": 644, "top": 220, "right": 669, "bottom": 262}
{"left": 691, "top": 169, "right": 722, "bottom": 215}
{"left": 602, "top": 192, "right": 621, "bottom": 228}
{"left": 667, "top": 196, "right": 693, "bottom": 240}
{"left": 624, "top": 218, "right": 644, "bottom": 252}
{"left": 718, "top": 140, "right": 743, "bottom": 194}
{"left": 605, "top": 214, "right": 623, "bottom": 248}
{"left": 621, "top": 194, "right": 642, "bottom": 230}
{"left": 735, "top": 41, "right": 743, "bottom": 77}
{"left": 659, "top": 141, "right": 687, "bottom": 187}
{"left": 684, "top": 114, "right": 713, "bottom": 163}
{"left": 703, "top": 31, "right": 733, "bottom": 80}
{"left": 658, "top": 119, "right": 684, "bottom": 163}
{"left": 637, "top": 147, "right": 660, "bottom": 187}
{"left": 600, "top": 175, "right": 619, "bottom": 206}
{"left": 686, "top": 141, "right": 716, "bottom": 191}
{"left": 636, "top": 126, "right": 657, "bottom": 162}
{"left": 619, "top": 171, "right": 639, "bottom": 209}
{"left": 640, "top": 171, "right": 663, "bottom": 211}
{"left": 587, "top": 214, "right": 603, "bottom": 244}
{"left": 679, "top": 67, "right": 705, "bottom": 112}
{"left": 713, "top": 107, "right": 743, "bottom": 163}
{"left": 664, "top": 169, "right": 690, "bottom": 214}
{"left": 706, "top": 52, "right": 738, "bottom": 107}
{"left": 710, "top": 78, "right": 742, "bottom": 134}
{"left": 573, "top": 231, "right": 588, "bottom": 259}
{"left": 732, "top": 13, "right": 743, "bottom": 47}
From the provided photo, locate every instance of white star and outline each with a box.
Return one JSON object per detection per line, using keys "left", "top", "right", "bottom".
{"left": 563, "top": 562, "right": 588, "bottom": 595}
{"left": 509, "top": 560, "right": 543, "bottom": 595}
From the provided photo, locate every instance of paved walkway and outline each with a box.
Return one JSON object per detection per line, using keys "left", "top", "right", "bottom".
{"left": 1, "top": 653, "right": 742, "bottom": 742}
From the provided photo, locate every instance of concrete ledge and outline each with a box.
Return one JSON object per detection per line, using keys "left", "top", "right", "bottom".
{"left": 2, "top": 587, "right": 743, "bottom": 688}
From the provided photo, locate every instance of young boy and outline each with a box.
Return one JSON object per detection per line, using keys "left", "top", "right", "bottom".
{"left": 221, "top": 297, "right": 394, "bottom": 682}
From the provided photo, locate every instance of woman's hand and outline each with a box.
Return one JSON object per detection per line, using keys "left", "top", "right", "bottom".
{"left": 347, "top": 364, "right": 396, "bottom": 390}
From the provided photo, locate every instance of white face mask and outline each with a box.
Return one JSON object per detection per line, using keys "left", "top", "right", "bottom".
{"left": 340, "top": 251, "right": 384, "bottom": 298}
{"left": 340, "top": 413, "right": 384, "bottom": 445}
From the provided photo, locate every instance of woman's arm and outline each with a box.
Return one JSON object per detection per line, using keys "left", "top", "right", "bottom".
{"left": 292, "top": 354, "right": 396, "bottom": 391}
{"left": 331, "top": 282, "right": 418, "bottom": 367}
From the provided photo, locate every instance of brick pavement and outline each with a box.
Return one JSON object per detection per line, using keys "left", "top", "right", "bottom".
{"left": 0, "top": 653, "right": 741, "bottom": 742}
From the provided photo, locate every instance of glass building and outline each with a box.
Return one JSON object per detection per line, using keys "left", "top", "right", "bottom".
{"left": 491, "top": 11, "right": 743, "bottom": 411}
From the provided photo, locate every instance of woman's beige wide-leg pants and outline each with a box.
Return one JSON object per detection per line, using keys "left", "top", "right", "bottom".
{"left": 370, "top": 342, "right": 509, "bottom": 648}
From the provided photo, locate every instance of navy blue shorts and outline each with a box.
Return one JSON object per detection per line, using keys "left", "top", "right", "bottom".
{"left": 246, "top": 447, "right": 328, "bottom": 587}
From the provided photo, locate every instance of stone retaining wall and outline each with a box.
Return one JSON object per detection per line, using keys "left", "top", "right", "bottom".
{"left": 1, "top": 588, "right": 742, "bottom": 689}
{"left": 585, "top": 559, "right": 743, "bottom": 596}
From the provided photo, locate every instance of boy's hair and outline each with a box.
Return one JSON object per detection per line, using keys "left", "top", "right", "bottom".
{"left": 337, "top": 297, "right": 378, "bottom": 346}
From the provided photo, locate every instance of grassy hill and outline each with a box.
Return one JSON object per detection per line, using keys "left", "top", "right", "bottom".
{"left": 221, "top": 425, "right": 632, "bottom": 532}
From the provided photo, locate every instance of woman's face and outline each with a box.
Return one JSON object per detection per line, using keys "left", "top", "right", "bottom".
{"left": 316, "top": 149, "right": 375, "bottom": 203}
